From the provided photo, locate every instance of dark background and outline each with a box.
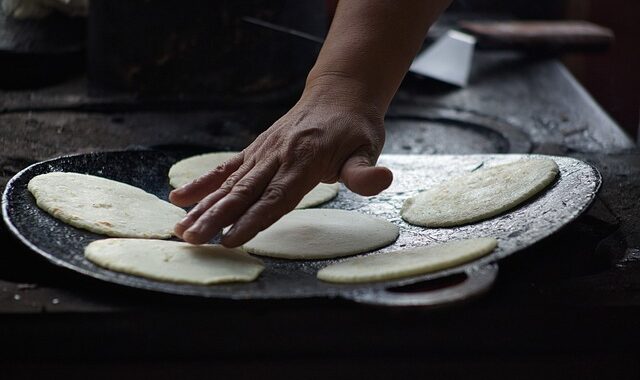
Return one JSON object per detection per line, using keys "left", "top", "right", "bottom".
{"left": 449, "top": 0, "right": 640, "bottom": 140}
{"left": 563, "top": 0, "right": 639, "bottom": 142}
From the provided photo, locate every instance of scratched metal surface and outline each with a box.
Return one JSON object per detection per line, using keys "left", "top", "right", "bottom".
{"left": 2, "top": 151, "right": 600, "bottom": 302}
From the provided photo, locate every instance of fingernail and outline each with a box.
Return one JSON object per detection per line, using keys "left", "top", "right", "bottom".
{"left": 183, "top": 229, "right": 202, "bottom": 243}
{"left": 222, "top": 225, "right": 236, "bottom": 239}
{"left": 186, "top": 223, "right": 202, "bottom": 233}
{"left": 221, "top": 228, "right": 240, "bottom": 247}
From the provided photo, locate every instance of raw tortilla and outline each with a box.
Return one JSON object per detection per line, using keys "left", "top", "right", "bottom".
{"left": 317, "top": 237, "right": 497, "bottom": 283}
{"left": 168, "top": 152, "right": 340, "bottom": 208}
{"left": 85, "top": 239, "right": 264, "bottom": 284}
{"left": 243, "top": 209, "right": 399, "bottom": 259}
{"left": 168, "top": 152, "right": 237, "bottom": 189}
{"left": 401, "top": 158, "right": 559, "bottom": 227}
{"left": 28, "top": 172, "right": 186, "bottom": 238}
{"left": 297, "top": 182, "right": 340, "bottom": 209}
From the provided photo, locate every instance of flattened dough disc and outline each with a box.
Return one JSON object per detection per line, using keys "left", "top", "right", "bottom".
{"left": 401, "top": 158, "right": 559, "bottom": 227}
{"left": 85, "top": 239, "right": 264, "bottom": 285}
{"left": 243, "top": 209, "right": 399, "bottom": 259}
{"left": 168, "top": 152, "right": 339, "bottom": 208}
{"left": 317, "top": 237, "right": 497, "bottom": 283}
{"left": 28, "top": 172, "right": 186, "bottom": 238}
{"left": 168, "top": 152, "right": 237, "bottom": 188}
{"left": 296, "top": 183, "right": 340, "bottom": 209}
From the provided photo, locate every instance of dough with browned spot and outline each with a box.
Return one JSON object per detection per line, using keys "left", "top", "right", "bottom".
{"left": 28, "top": 172, "right": 185, "bottom": 238}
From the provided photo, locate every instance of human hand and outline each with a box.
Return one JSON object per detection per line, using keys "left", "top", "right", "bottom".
{"left": 169, "top": 80, "right": 393, "bottom": 247}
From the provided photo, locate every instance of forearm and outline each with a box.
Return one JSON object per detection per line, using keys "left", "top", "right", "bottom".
{"left": 174, "top": 0, "right": 449, "bottom": 246}
{"left": 305, "top": 0, "right": 451, "bottom": 114}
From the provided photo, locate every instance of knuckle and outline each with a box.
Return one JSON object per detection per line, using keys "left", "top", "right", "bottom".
{"left": 201, "top": 156, "right": 239, "bottom": 180}
{"left": 199, "top": 205, "right": 218, "bottom": 220}
{"left": 214, "top": 156, "right": 252, "bottom": 190}
{"left": 219, "top": 175, "right": 240, "bottom": 193}
{"left": 293, "top": 139, "right": 317, "bottom": 162}
{"left": 210, "top": 163, "right": 228, "bottom": 176}
{"left": 190, "top": 173, "right": 213, "bottom": 187}
{"left": 219, "top": 168, "right": 249, "bottom": 193}
{"left": 189, "top": 164, "right": 231, "bottom": 189}
{"left": 229, "top": 181, "right": 259, "bottom": 201}
{"left": 261, "top": 184, "right": 288, "bottom": 206}
{"left": 282, "top": 129, "right": 322, "bottom": 165}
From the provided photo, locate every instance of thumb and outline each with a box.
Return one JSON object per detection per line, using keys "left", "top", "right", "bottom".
{"left": 339, "top": 153, "right": 393, "bottom": 196}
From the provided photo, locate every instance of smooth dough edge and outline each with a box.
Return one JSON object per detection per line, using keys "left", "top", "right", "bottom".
{"left": 317, "top": 237, "right": 497, "bottom": 283}
{"left": 401, "top": 159, "right": 559, "bottom": 227}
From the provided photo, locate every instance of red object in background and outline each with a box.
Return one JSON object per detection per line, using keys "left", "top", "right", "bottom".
{"left": 324, "top": 1, "right": 638, "bottom": 138}
{"left": 564, "top": 1, "right": 638, "bottom": 139}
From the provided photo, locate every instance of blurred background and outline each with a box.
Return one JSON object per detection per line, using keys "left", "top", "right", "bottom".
{"left": 331, "top": 0, "right": 640, "bottom": 140}
{"left": 2, "top": 0, "right": 638, "bottom": 139}
{"left": 449, "top": 0, "right": 640, "bottom": 141}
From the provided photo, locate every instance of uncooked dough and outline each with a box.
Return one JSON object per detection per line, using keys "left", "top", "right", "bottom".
{"left": 297, "top": 183, "right": 340, "bottom": 209}
{"left": 168, "top": 152, "right": 340, "bottom": 208}
{"left": 317, "top": 237, "right": 497, "bottom": 283}
{"left": 243, "top": 209, "right": 399, "bottom": 259}
{"left": 401, "top": 158, "right": 559, "bottom": 227}
{"left": 28, "top": 172, "right": 186, "bottom": 238}
{"left": 168, "top": 152, "right": 238, "bottom": 189}
{"left": 85, "top": 239, "right": 264, "bottom": 284}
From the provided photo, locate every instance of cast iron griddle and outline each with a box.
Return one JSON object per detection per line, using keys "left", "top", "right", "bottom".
{"left": 2, "top": 151, "right": 600, "bottom": 307}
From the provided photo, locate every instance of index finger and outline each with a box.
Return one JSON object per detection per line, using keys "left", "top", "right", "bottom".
{"left": 169, "top": 152, "right": 244, "bottom": 207}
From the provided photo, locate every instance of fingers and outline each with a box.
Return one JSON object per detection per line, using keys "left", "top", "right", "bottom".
{"left": 174, "top": 189, "right": 227, "bottom": 238}
{"left": 169, "top": 152, "right": 244, "bottom": 207}
{"left": 221, "top": 168, "right": 313, "bottom": 248}
{"left": 178, "top": 151, "right": 392, "bottom": 246}
{"left": 173, "top": 159, "right": 255, "bottom": 238}
{"left": 180, "top": 160, "right": 280, "bottom": 245}
{"left": 340, "top": 153, "right": 393, "bottom": 196}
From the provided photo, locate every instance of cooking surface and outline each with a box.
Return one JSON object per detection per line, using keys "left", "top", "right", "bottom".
{"left": 3, "top": 152, "right": 599, "bottom": 302}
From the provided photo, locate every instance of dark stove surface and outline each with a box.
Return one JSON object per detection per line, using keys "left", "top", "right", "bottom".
{"left": 1, "top": 47, "right": 639, "bottom": 377}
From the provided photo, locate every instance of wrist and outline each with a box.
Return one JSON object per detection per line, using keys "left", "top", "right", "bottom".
{"left": 301, "top": 70, "right": 386, "bottom": 120}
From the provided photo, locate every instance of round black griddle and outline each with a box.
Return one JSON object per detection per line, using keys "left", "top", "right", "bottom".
{"left": 2, "top": 151, "right": 600, "bottom": 307}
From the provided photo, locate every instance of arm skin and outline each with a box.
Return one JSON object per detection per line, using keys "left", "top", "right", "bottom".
{"left": 170, "top": 0, "right": 451, "bottom": 247}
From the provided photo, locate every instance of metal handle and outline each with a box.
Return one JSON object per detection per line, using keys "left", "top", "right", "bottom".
{"left": 345, "top": 264, "right": 499, "bottom": 307}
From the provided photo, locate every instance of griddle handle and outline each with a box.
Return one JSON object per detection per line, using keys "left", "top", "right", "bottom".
{"left": 346, "top": 264, "right": 498, "bottom": 307}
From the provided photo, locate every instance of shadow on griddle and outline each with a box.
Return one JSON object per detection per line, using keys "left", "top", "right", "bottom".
{"left": 387, "top": 273, "right": 467, "bottom": 294}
